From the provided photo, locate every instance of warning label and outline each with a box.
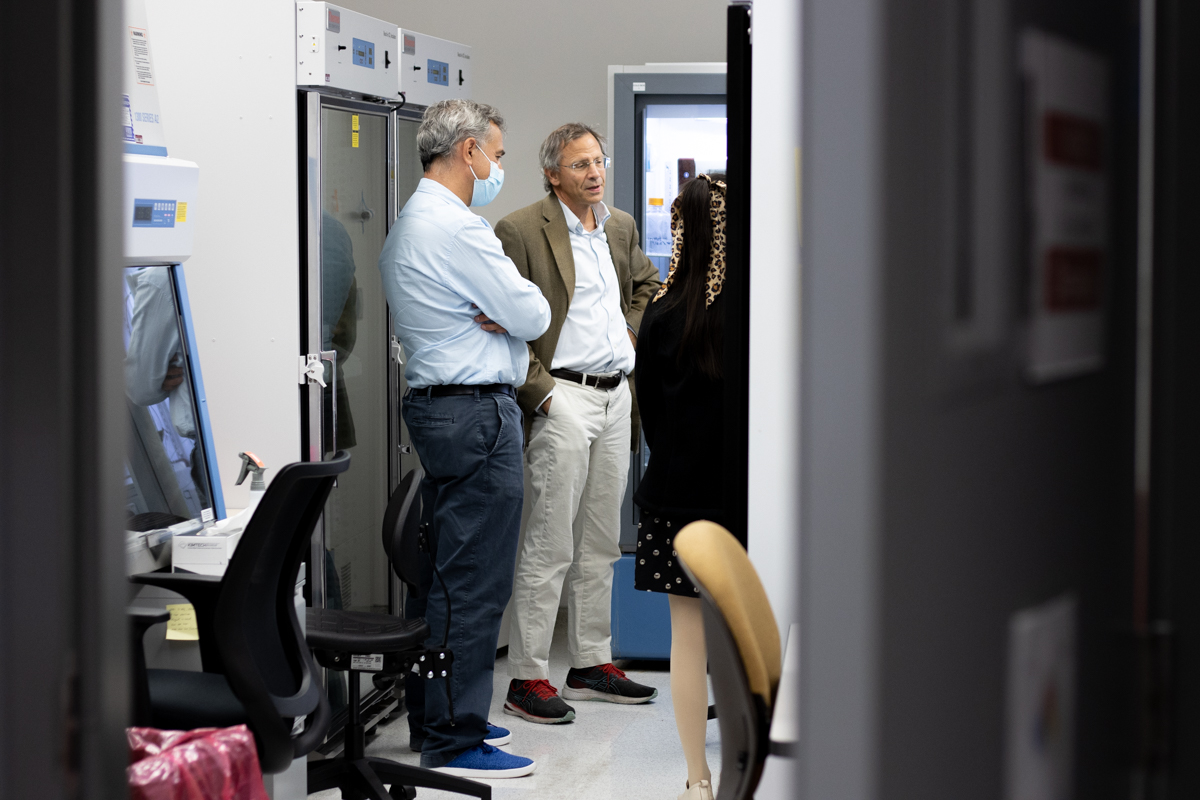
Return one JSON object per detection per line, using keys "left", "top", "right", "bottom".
{"left": 129, "top": 27, "right": 154, "bottom": 86}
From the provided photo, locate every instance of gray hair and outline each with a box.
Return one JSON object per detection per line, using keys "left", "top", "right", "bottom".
{"left": 539, "top": 123, "right": 607, "bottom": 193}
{"left": 417, "top": 99, "right": 506, "bottom": 170}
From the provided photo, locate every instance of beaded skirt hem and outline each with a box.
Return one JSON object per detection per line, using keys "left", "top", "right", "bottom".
{"left": 632, "top": 514, "right": 700, "bottom": 597}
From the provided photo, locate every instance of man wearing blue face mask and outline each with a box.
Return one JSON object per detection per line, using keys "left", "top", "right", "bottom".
{"left": 378, "top": 99, "right": 551, "bottom": 778}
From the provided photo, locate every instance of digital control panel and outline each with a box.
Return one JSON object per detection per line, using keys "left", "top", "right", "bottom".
{"left": 427, "top": 59, "right": 448, "bottom": 86}
{"left": 352, "top": 37, "right": 374, "bottom": 68}
{"left": 133, "top": 199, "right": 176, "bottom": 228}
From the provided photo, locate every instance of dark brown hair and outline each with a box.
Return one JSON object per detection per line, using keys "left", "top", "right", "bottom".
{"left": 657, "top": 175, "right": 725, "bottom": 378}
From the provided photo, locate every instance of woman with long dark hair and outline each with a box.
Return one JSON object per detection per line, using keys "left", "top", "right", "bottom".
{"left": 633, "top": 173, "right": 728, "bottom": 800}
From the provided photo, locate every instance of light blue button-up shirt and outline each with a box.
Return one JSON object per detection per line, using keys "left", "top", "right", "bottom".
{"left": 551, "top": 200, "right": 636, "bottom": 376}
{"left": 379, "top": 179, "right": 551, "bottom": 389}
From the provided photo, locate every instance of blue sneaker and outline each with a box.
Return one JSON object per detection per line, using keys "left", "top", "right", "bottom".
{"left": 434, "top": 743, "right": 535, "bottom": 778}
{"left": 484, "top": 722, "right": 512, "bottom": 747}
{"left": 410, "top": 722, "right": 511, "bottom": 752}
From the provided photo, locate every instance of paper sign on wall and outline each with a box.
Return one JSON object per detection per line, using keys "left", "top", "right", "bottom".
{"left": 1005, "top": 594, "right": 1077, "bottom": 800}
{"left": 1021, "top": 31, "right": 1109, "bottom": 383}
{"left": 123, "top": 0, "right": 168, "bottom": 156}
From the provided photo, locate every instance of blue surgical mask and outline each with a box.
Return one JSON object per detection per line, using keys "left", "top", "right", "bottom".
{"left": 468, "top": 145, "right": 504, "bottom": 207}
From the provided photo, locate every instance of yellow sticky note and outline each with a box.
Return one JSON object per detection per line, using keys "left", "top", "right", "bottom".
{"left": 352, "top": 131, "right": 359, "bottom": 148}
{"left": 164, "top": 603, "right": 199, "bottom": 641}
{"left": 176, "top": 201, "right": 188, "bottom": 223}
{"left": 351, "top": 114, "right": 360, "bottom": 132}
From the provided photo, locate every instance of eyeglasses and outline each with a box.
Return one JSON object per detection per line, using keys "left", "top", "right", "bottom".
{"left": 558, "top": 156, "right": 611, "bottom": 172}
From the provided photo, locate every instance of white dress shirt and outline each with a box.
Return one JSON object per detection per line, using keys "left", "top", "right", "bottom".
{"left": 551, "top": 200, "right": 636, "bottom": 377}
{"left": 379, "top": 179, "right": 551, "bottom": 389}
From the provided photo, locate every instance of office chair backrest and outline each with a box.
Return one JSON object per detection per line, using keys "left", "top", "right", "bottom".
{"left": 382, "top": 467, "right": 425, "bottom": 592}
{"left": 214, "top": 451, "right": 350, "bottom": 773}
{"left": 675, "top": 521, "right": 781, "bottom": 800}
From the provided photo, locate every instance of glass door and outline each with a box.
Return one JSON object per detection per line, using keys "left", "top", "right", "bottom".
{"left": 301, "top": 93, "right": 394, "bottom": 726}
{"left": 310, "top": 98, "right": 392, "bottom": 617}
{"left": 388, "top": 110, "right": 426, "bottom": 613}
{"left": 638, "top": 100, "right": 728, "bottom": 279}
{"left": 620, "top": 93, "right": 727, "bottom": 554}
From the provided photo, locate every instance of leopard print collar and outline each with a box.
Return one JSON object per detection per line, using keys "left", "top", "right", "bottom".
{"left": 653, "top": 174, "right": 727, "bottom": 307}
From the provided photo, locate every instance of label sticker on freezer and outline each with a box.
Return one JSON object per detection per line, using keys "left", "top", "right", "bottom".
{"left": 326, "top": 8, "right": 340, "bottom": 33}
{"left": 176, "top": 201, "right": 188, "bottom": 223}
{"left": 632, "top": 81, "right": 646, "bottom": 92}
{"left": 132, "top": 199, "right": 176, "bottom": 228}
{"left": 403, "top": 34, "right": 416, "bottom": 55}
{"left": 427, "top": 59, "right": 449, "bottom": 86}
{"left": 351, "top": 654, "right": 385, "bottom": 672}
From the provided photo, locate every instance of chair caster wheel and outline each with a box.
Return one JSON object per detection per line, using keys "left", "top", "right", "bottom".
{"left": 389, "top": 785, "right": 416, "bottom": 799}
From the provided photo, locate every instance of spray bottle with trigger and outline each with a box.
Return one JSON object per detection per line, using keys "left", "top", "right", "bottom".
{"left": 204, "top": 451, "right": 268, "bottom": 535}
{"left": 236, "top": 451, "right": 268, "bottom": 518}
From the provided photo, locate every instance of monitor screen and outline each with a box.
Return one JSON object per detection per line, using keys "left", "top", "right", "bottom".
{"left": 122, "top": 265, "right": 224, "bottom": 531}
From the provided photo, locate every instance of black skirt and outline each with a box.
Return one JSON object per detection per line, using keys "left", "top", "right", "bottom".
{"left": 633, "top": 514, "right": 701, "bottom": 597}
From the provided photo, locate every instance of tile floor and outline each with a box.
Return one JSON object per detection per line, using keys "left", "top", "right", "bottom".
{"left": 310, "top": 609, "right": 720, "bottom": 799}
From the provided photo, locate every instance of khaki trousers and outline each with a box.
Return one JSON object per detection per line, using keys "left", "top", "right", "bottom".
{"left": 507, "top": 376, "right": 632, "bottom": 680}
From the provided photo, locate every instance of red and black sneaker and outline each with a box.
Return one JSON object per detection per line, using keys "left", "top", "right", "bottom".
{"left": 562, "top": 663, "right": 658, "bottom": 704}
{"left": 503, "top": 679, "right": 577, "bottom": 724}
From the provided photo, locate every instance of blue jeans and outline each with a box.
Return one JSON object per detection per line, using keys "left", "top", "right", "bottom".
{"left": 402, "top": 389, "right": 524, "bottom": 768}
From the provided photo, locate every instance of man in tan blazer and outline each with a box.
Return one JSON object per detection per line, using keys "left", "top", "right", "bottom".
{"left": 494, "top": 123, "right": 662, "bottom": 724}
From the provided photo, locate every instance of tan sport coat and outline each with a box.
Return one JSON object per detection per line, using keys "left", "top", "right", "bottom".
{"left": 494, "top": 193, "right": 662, "bottom": 450}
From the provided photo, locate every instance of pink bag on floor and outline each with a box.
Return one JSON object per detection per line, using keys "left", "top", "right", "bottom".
{"left": 127, "top": 725, "right": 269, "bottom": 800}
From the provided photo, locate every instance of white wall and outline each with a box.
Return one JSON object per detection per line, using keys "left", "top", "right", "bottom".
{"left": 145, "top": 0, "right": 301, "bottom": 510}
{"left": 748, "top": 0, "right": 803, "bottom": 640}
{"left": 338, "top": 0, "right": 728, "bottom": 226}
{"left": 749, "top": 2, "right": 802, "bottom": 796}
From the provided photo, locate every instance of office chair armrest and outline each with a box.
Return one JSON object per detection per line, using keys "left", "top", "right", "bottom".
{"left": 127, "top": 606, "right": 170, "bottom": 727}
{"left": 292, "top": 684, "right": 331, "bottom": 759}
{"left": 128, "top": 605, "right": 172, "bottom": 630}
{"left": 130, "top": 572, "right": 225, "bottom": 672}
{"left": 131, "top": 571, "right": 222, "bottom": 614}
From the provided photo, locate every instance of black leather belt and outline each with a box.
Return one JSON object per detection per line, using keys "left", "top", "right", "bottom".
{"left": 550, "top": 368, "right": 623, "bottom": 390}
{"left": 415, "top": 383, "right": 514, "bottom": 398}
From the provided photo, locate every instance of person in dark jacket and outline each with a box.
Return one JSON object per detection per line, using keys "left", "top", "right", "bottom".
{"left": 633, "top": 173, "right": 729, "bottom": 800}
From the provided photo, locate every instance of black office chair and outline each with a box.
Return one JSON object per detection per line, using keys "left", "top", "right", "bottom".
{"left": 129, "top": 452, "right": 349, "bottom": 774}
{"left": 305, "top": 467, "right": 489, "bottom": 800}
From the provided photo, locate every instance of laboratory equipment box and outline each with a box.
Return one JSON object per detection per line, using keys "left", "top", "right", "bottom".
{"left": 398, "top": 30, "right": 472, "bottom": 107}
{"left": 297, "top": 2, "right": 400, "bottom": 99}
{"left": 172, "top": 528, "right": 242, "bottom": 576}
{"left": 123, "top": 155, "right": 199, "bottom": 267}
{"left": 611, "top": 553, "right": 672, "bottom": 660}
